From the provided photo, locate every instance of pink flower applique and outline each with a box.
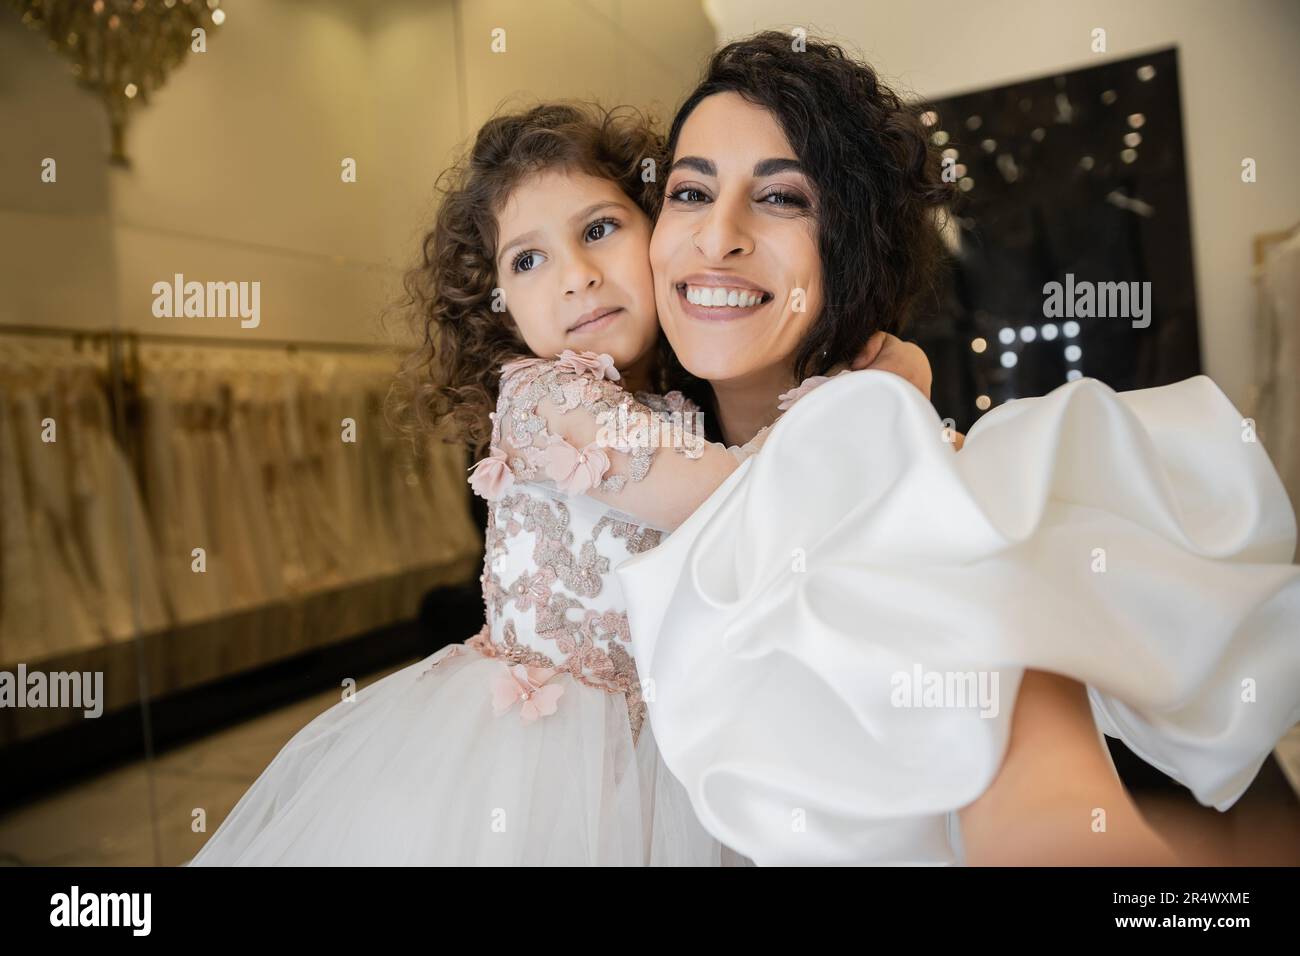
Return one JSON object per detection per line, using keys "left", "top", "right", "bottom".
{"left": 510, "top": 567, "right": 556, "bottom": 612}
{"left": 468, "top": 445, "right": 515, "bottom": 500}
{"left": 776, "top": 369, "right": 851, "bottom": 411}
{"left": 541, "top": 433, "right": 611, "bottom": 494}
{"left": 554, "top": 349, "right": 620, "bottom": 381}
{"left": 491, "top": 663, "right": 564, "bottom": 722}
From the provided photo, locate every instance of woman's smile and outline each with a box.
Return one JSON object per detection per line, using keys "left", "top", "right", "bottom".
{"left": 674, "top": 272, "right": 774, "bottom": 321}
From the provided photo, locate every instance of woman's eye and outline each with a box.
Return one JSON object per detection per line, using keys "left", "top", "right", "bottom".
{"left": 668, "top": 186, "right": 709, "bottom": 204}
{"left": 760, "top": 189, "right": 808, "bottom": 208}
{"left": 585, "top": 218, "right": 619, "bottom": 242}
{"left": 512, "top": 251, "right": 542, "bottom": 273}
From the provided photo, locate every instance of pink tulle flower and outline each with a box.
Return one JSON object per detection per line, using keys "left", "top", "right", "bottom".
{"left": 491, "top": 663, "right": 564, "bottom": 721}
{"left": 776, "top": 370, "right": 851, "bottom": 411}
{"left": 467, "top": 445, "right": 514, "bottom": 500}
{"left": 554, "top": 349, "right": 620, "bottom": 381}
{"left": 662, "top": 390, "right": 689, "bottom": 413}
{"left": 541, "top": 433, "right": 611, "bottom": 494}
{"left": 500, "top": 356, "right": 548, "bottom": 379}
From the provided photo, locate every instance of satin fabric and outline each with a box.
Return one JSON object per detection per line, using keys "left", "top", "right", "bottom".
{"left": 616, "top": 371, "right": 1300, "bottom": 865}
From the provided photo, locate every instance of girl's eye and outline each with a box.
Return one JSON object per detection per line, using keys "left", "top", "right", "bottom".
{"left": 667, "top": 186, "right": 710, "bottom": 204}
{"left": 585, "top": 218, "right": 619, "bottom": 242}
{"left": 511, "top": 250, "right": 542, "bottom": 273}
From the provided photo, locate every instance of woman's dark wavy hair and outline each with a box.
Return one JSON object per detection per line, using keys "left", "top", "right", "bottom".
{"left": 387, "top": 102, "right": 669, "bottom": 459}
{"left": 653, "top": 30, "right": 956, "bottom": 393}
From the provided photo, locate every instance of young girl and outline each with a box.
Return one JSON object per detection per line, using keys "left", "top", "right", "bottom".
{"left": 188, "top": 102, "right": 915, "bottom": 866}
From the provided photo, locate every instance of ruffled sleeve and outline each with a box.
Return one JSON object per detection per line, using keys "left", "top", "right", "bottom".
{"left": 615, "top": 370, "right": 1300, "bottom": 865}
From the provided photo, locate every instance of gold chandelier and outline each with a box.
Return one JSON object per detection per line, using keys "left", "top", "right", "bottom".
{"left": 9, "top": 0, "right": 225, "bottom": 166}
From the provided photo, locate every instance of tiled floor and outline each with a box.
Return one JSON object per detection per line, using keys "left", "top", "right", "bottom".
{"left": 2, "top": 671, "right": 1297, "bottom": 867}
{"left": 0, "top": 658, "right": 417, "bottom": 867}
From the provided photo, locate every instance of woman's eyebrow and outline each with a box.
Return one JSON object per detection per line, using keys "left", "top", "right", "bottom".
{"left": 753, "top": 157, "right": 804, "bottom": 176}
{"left": 669, "top": 156, "right": 806, "bottom": 178}
{"left": 669, "top": 156, "right": 715, "bottom": 176}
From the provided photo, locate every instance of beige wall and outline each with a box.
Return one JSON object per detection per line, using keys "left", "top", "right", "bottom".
{"left": 13, "top": 1, "right": 1286, "bottom": 406}
{"left": 0, "top": 0, "right": 717, "bottom": 346}
{"left": 703, "top": 0, "right": 1300, "bottom": 408}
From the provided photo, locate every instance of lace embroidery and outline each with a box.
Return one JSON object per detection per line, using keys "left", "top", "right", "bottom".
{"left": 491, "top": 358, "right": 705, "bottom": 495}
{"left": 472, "top": 487, "right": 651, "bottom": 740}
{"left": 465, "top": 620, "right": 645, "bottom": 739}
{"left": 593, "top": 515, "right": 664, "bottom": 555}
{"left": 459, "top": 353, "right": 703, "bottom": 744}
{"left": 478, "top": 619, "right": 558, "bottom": 670}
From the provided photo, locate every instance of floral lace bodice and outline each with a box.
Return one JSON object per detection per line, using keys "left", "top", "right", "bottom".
{"left": 443, "top": 349, "right": 829, "bottom": 742}
{"left": 458, "top": 351, "right": 716, "bottom": 742}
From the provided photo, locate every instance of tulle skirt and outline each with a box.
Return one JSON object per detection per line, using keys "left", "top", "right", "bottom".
{"left": 187, "top": 640, "right": 748, "bottom": 865}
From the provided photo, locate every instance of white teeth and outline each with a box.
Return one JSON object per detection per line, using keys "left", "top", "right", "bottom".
{"left": 684, "top": 285, "right": 766, "bottom": 308}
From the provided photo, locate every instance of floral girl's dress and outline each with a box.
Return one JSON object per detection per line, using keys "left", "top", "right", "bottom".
{"left": 189, "top": 350, "right": 761, "bottom": 865}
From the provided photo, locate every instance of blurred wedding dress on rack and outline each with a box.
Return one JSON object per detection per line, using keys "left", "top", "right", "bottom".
{"left": 0, "top": 336, "right": 167, "bottom": 663}
{"left": 1252, "top": 221, "right": 1300, "bottom": 562}
{"left": 0, "top": 331, "right": 481, "bottom": 671}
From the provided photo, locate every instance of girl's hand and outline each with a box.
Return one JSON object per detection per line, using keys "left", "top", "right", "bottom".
{"left": 850, "top": 333, "right": 966, "bottom": 451}
{"left": 850, "top": 332, "right": 932, "bottom": 400}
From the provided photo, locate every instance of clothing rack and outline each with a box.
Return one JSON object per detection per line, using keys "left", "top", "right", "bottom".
{"left": 1253, "top": 220, "right": 1300, "bottom": 269}
{"left": 0, "top": 323, "right": 402, "bottom": 447}
{"left": 0, "top": 322, "right": 395, "bottom": 353}
{"left": 0, "top": 324, "right": 484, "bottom": 752}
{"left": 1247, "top": 219, "right": 1300, "bottom": 569}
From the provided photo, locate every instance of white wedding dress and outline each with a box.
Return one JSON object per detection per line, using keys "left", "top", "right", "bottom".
{"left": 616, "top": 371, "right": 1300, "bottom": 866}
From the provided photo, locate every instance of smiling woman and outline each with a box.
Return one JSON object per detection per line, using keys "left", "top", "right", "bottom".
{"left": 616, "top": 30, "right": 1300, "bottom": 867}
{"left": 647, "top": 34, "right": 953, "bottom": 447}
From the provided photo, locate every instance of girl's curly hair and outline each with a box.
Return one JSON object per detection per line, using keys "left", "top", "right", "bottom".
{"left": 387, "top": 102, "right": 668, "bottom": 460}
